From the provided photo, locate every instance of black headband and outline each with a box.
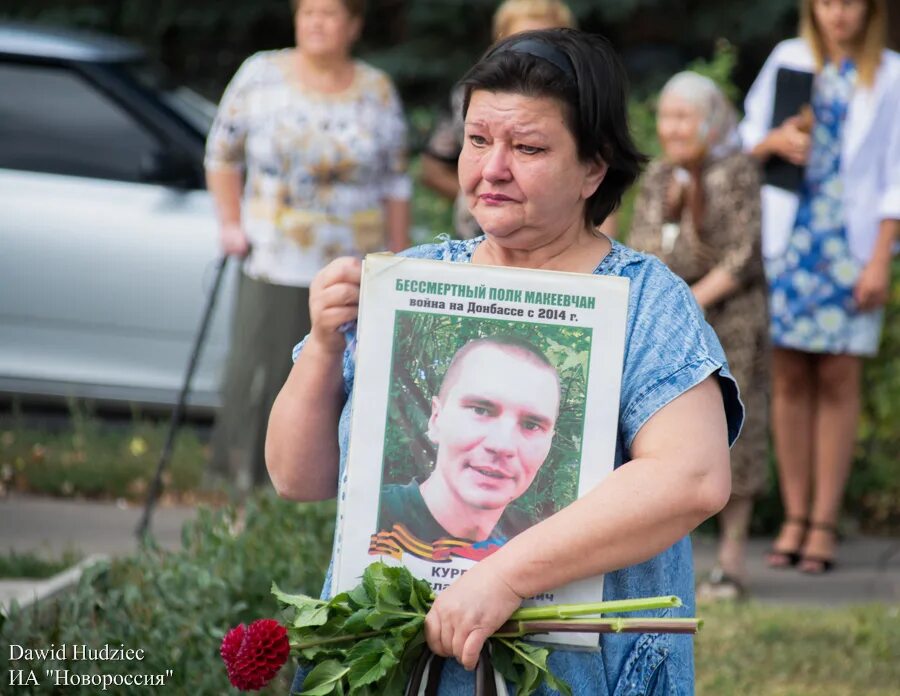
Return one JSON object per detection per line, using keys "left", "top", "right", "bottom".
{"left": 500, "top": 38, "right": 576, "bottom": 80}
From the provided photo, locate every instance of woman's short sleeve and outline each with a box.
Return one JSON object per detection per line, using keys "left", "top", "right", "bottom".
{"left": 878, "top": 75, "right": 900, "bottom": 220}
{"left": 375, "top": 74, "right": 412, "bottom": 201}
{"left": 618, "top": 257, "right": 744, "bottom": 451}
{"left": 204, "top": 53, "right": 262, "bottom": 172}
{"left": 292, "top": 333, "right": 356, "bottom": 398}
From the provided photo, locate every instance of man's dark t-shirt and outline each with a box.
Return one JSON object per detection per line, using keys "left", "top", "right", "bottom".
{"left": 378, "top": 479, "right": 529, "bottom": 546}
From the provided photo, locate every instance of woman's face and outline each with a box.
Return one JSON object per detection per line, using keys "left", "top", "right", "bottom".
{"left": 295, "top": 0, "right": 361, "bottom": 60}
{"left": 812, "top": 0, "right": 869, "bottom": 48}
{"left": 657, "top": 92, "right": 707, "bottom": 167}
{"left": 459, "top": 90, "right": 606, "bottom": 247}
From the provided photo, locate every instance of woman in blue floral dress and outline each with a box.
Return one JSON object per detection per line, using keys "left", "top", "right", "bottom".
{"left": 741, "top": 0, "right": 900, "bottom": 574}
{"left": 766, "top": 59, "right": 874, "bottom": 354}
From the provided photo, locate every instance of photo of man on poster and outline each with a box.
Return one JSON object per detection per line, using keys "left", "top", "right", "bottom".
{"left": 377, "top": 335, "right": 561, "bottom": 548}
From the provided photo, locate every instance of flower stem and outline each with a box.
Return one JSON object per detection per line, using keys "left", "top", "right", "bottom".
{"left": 495, "top": 617, "right": 701, "bottom": 637}
{"left": 509, "top": 596, "right": 681, "bottom": 621}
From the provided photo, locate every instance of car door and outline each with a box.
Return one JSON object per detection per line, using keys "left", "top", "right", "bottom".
{"left": 0, "top": 59, "right": 234, "bottom": 408}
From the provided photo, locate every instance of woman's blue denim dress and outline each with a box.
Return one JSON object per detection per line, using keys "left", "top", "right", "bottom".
{"left": 290, "top": 238, "right": 744, "bottom": 695}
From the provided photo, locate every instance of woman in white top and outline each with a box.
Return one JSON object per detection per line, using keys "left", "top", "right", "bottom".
{"left": 740, "top": 0, "right": 899, "bottom": 573}
{"left": 205, "top": 0, "right": 411, "bottom": 492}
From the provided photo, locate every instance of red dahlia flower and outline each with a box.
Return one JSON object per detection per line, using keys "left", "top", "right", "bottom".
{"left": 221, "top": 619, "right": 290, "bottom": 691}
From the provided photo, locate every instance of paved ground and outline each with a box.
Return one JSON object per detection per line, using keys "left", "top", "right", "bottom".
{"left": 692, "top": 533, "right": 900, "bottom": 605}
{"left": 0, "top": 495, "right": 198, "bottom": 610}
{"left": 2, "top": 494, "right": 899, "bottom": 609}
{"left": 0, "top": 495, "right": 194, "bottom": 557}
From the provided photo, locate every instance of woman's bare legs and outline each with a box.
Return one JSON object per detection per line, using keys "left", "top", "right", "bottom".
{"left": 768, "top": 348, "right": 816, "bottom": 565}
{"left": 698, "top": 495, "right": 755, "bottom": 599}
{"left": 800, "top": 353, "right": 862, "bottom": 572}
{"left": 718, "top": 494, "right": 754, "bottom": 579}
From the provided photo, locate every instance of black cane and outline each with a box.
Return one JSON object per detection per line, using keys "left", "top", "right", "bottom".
{"left": 136, "top": 255, "right": 230, "bottom": 541}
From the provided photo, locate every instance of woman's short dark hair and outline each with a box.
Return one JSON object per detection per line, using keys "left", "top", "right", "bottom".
{"left": 459, "top": 28, "right": 646, "bottom": 226}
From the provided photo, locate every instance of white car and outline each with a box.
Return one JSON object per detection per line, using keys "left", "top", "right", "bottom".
{"left": 0, "top": 22, "right": 236, "bottom": 411}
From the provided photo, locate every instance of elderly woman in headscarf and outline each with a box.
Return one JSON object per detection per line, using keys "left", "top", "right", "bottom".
{"left": 629, "top": 71, "right": 769, "bottom": 600}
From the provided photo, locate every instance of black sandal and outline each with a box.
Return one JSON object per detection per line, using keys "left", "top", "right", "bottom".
{"left": 798, "top": 521, "right": 838, "bottom": 574}
{"left": 766, "top": 516, "right": 808, "bottom": 569}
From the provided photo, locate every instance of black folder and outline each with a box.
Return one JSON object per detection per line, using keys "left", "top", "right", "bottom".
{"left": 763, "top": 67, "right": 815, "bottom": 192}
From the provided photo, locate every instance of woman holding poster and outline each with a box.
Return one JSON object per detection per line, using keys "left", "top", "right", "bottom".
{"left": 268, "top": 29, "right": 743, "bottom": 694}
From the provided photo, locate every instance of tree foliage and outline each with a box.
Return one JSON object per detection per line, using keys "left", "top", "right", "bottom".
{"left": 0, "top": 0, "right": 803, "bottom": 101}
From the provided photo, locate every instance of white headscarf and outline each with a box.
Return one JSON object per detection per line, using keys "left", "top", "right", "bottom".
{"left": 660, "top": 71, "right": 741, "bottom": 162}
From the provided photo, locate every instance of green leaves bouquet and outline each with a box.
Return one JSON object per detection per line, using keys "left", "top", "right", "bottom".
{"left": 221, "top": 562, "right": 699, "bottom": 694}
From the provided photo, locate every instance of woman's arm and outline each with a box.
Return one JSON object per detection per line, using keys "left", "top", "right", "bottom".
{"left": 265, "top": 258, "right": 362, "bottom": 500}
{"left": 420, "top": 93, "right": 464, "bottom": 202}
{"left": 376, "top": 76, "right": 412, "bottom": 253}
{"left": 854, "top": 218, "right": 898, "bottom": 311}
{"left": 206, "top": 167, "right": 249, "bottom": 256}
{"left": 420, "top": 153, "right": 461, "bottom": 200}
{"left": 857, "top": 87, "right": 900, "bottom": 310}
{"left": 384, "top": 197, "right": 410, "bottom": 253}
{"left": 205, "top": 56, "right": 258, "bottom": 256}
{"left": 750, "top": 117, "right": 810, "bottom": 165}
{"left": 691, "top": 158, "right": 762, "bottom": 309}
{"left": 424, "top": 376, "right": 731, "bottom": 669}
{"left": 739, "top": 42, "right": 810, "bottom": 165}
{"left": 691, "top": 267, "right": 741, "bottom": 309}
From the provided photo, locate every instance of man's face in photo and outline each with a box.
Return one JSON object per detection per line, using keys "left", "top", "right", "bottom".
{"left": 427, "top": 343, "right": 560, "bottom": 513}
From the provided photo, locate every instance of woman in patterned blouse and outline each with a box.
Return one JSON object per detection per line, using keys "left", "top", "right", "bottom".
{"left": 205, "top": 0, "right": 411, "bottom": 493}
{"left": 629, "top": 72, "right": 769, "bottom": 599}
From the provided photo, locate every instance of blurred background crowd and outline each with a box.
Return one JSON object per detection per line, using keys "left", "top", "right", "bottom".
{"left": 1, "top": 0, "right": 898, "bottom": 604}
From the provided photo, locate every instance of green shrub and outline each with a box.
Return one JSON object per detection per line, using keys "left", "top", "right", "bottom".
{"left": 0, "top": 406, "right": 208, "bottom": 501}
{"left": 0, "top": 494, "right": 335, "bottom": 694}
{"left": 0, "top": 550, "right": 82, "bottom": 579}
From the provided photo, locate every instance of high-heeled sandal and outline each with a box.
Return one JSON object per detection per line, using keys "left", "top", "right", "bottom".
{"left": 798, "top": 521, "right": 838, "bottom": 574}
{"left": 766, "top": 516, "right": 808, "bottom": 569}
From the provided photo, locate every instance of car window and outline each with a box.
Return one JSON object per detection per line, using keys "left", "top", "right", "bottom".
{"left": 123, "top": 61, "right": 216, "bottom": 135}
{"left": 0, "top": 62, "right": 160, "bottom": 182}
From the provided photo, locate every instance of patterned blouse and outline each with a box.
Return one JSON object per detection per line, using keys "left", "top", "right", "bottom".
{"left": 629, "top": 153, "right": 770, "bottom": 497}
{"left": 205, "top": 50, "right": 411, "bottom": 286}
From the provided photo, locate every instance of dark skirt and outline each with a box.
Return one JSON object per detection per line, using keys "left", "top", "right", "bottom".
{"left": 209, "top": 271, "right": 311, "bottom": 494}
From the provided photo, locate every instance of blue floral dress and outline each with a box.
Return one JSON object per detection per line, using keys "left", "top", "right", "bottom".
{"left": 766, "top": 60, "right": 882, "bottom": 355}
